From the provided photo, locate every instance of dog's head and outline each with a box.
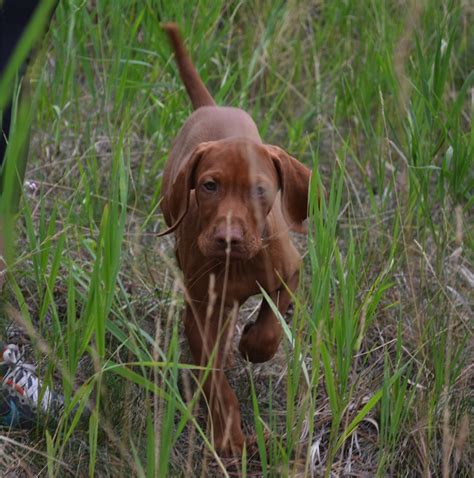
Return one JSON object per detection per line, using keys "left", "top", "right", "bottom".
{"left": 160, "top": 138, "right": 311, "bottom": 260}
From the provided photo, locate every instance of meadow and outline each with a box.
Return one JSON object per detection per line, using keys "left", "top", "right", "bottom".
{"left": 0, "top": 0, "right": 472, "bottom": 476}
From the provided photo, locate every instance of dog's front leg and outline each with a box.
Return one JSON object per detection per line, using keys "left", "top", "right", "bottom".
{"left": 183, "top": 303, "right": 244, "bottom": 455}
{"left": 238, "top": 271, "right": 299, "bottom": 363}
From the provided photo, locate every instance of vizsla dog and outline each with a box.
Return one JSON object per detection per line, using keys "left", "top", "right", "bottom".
{"left": 159, "top": 24, "right": 311, "bottom": 455}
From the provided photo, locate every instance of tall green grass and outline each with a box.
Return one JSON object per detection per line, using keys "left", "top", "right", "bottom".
{"left": 0, "top": 0, "right": 472, "bottom": 476}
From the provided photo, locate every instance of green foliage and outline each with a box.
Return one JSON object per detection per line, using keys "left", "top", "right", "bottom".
{"left": 0, "top": 0, "right": 471, "bottom": 476}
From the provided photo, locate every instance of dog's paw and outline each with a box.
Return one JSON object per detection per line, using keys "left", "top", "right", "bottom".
{"left": 214, "top": 432, "right": 245, "bottom": 457}
{"left": 238, "top": 322, "right": 280, "bottom": 363}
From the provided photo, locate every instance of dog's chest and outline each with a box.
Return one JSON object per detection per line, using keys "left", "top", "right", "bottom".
{"left": 222, "top": 259, "right": 286, "bottom": 303}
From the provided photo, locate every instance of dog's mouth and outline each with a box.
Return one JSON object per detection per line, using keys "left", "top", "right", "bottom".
{"left": 198, "top": 234, "right": 261, "bottom": 261}
{"left": 208, "top": 248, "right": 252, "bottom": 260}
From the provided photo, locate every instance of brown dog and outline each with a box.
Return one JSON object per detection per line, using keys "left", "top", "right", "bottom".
{"left": 159, "top": 24, "right": 311, "bottom": 455}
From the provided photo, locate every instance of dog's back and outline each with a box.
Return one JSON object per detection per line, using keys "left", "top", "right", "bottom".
{"left": 161, "top": 25, "right": 262, "bottom": 231}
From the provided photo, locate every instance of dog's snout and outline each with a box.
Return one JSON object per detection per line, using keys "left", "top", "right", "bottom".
{"left": 214, "top": 225, "right": 244, "bottom": 249}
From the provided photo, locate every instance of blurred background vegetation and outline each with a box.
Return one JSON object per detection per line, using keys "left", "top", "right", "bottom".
{"left": 0, "top": 0, "right": 472, "bottom": 476}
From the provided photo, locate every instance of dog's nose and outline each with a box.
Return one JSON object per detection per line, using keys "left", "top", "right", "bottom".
{"left": 214, "top": 225, "right": 244, "bottom": 250}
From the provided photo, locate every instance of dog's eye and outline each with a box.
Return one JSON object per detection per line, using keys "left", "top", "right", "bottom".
{"left": 202, "top": 181, "right": 217, "bottom": 192}
{"left": 252, "top": 185, "right": 266, "bottom": 198}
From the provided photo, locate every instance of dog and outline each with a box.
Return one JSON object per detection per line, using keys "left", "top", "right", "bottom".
{"left": 159, "top": 23, "right": 311, "bottom": 455}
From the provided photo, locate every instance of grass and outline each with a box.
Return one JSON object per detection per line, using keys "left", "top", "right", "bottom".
{"left": 0, "top": 0, "right": 472, "bottom": 476}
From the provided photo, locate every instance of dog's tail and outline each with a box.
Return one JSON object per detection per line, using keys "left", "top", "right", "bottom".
{"left": 162, "top": 23, "right": 216, "bottom": 109}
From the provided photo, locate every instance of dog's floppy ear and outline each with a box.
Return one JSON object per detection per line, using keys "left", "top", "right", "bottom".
{"left": 266, "top": 145, "right": 311, "bottom": 233}
{"left": 158, "top": 142, "right": 211, "bottom": 236}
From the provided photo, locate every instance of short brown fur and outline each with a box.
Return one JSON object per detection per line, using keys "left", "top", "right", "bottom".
{"left": 160, "top": 23, "right": 311, "bottom": 455}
